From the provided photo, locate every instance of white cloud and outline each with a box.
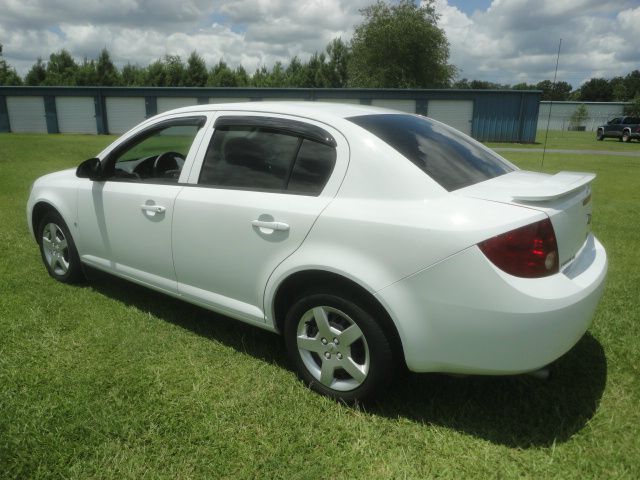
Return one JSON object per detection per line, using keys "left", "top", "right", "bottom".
{"left": 433, "top": 0, "right": 640, "bottom": 88}
{"left": 1, "top": 0, "right": 639, "bottom": 89}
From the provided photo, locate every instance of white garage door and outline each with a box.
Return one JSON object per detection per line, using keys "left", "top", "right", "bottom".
{"left": 56, "top": 97, "right": 97, "bottom": 134}
{"left": 209, "top": 97, "right": 250, "bottom": 104}
{"left": 427, "top": 100, "right": 473, "bottom": 135}
{"left": 6, "top": 96, "right": 47, "bottom": 133}
{"left": 317, "top": 98, "right": 361, "bottom": 104}
{"left": 157, "top": 97, "right": 198, "bottom": 113}
{"left": 371, "top": 99, "right": 416, "bottom": 113}
{"left": 106, "top": 97, "right": 146, "bottom": 134}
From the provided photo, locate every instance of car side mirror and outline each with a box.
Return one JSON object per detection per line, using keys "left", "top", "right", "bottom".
{"left": 76, "top": 157, "right": 102, "bottom": 180}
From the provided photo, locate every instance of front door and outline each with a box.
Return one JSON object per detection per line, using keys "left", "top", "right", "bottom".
{"left": 77, "top": 117, "right": 207, "bottom": 292}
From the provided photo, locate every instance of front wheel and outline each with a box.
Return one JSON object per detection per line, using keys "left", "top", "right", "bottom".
{"left": 284, "top": 292, "right": 394, "bottom": 402}
{"left": 37, "top": 211, "right": 84, "bottom": 283}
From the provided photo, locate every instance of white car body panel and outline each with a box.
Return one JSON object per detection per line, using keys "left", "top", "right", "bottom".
{"left": 27, "top": 101, "right": 608, "bottom": 376}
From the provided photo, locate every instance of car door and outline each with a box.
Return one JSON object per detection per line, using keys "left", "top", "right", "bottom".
{"left": 172, "top": 112, "right": 348, "bottom": 323}
{"left": 77, "top": 114, "right": 209, "bottom": 293}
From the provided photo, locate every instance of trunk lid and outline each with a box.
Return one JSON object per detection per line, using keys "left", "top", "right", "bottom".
{"left": 456, "top": 170, "right": 594, "bottom": 268}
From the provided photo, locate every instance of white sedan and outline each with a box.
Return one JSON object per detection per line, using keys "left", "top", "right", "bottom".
{"left": 27, "top": 102, "right": 607, "bottom": 401}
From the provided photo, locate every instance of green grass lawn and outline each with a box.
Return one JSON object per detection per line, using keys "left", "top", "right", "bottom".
{"left": 485, "top": 129, "right": 640, "bottom": 151}
{"left": 1, "top": 133, "right": 639, "bottom": 479}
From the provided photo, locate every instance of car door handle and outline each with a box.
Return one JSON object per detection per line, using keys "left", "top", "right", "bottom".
{"left": 251, "top": 220, "right": 290, "bottom": 231}
{"left": 141, "top": 204, "right": 166, "bottom": 213}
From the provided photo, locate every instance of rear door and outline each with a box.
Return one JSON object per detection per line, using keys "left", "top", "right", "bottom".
{"left": 172, "top": 113, "right": 348, "bottom": 322}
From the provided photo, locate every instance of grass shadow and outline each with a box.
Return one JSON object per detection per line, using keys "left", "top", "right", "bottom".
{"left": 84, "top": 268, "right": 607, "bottom": 449}
{"left": 369, "top": 333, "right": 607, "bottom": 448}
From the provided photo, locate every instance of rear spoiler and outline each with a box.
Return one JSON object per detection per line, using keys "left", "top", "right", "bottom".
{"left": 511, "top": 171, "right": 595, "bottom": 202}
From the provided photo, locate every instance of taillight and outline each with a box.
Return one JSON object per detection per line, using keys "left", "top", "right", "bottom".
{"left": 478, "top": 218, "right": 559, "bottom": 278}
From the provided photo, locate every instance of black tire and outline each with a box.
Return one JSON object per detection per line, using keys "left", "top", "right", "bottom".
{"left": 284, "top": 291, "right": 394, "bottom": 402}
{"left": 596, "top": 130, "right": 604, "bottom": 141}
{"left": 37, "top": 210, "right": 84, "bottom": 283}
{"left": 622, "top": 131, "right": 631, "bottom": 143}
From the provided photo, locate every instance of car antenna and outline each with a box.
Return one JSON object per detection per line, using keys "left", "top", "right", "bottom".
{"left": 542, "top": 38, "right": 562, "bottom": 168}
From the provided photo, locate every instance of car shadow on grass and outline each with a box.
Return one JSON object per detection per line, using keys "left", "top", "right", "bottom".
{"left": 84, "top": 268, "right": 607, "bottom": 449}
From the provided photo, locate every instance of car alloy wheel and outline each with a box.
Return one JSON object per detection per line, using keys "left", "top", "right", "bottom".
{"left": 284, "top": 292, "right": 394, "bottom": 401}
{"left": 42, "top": 222, "right": 70, "bottom": 276}
{"left": 622, "top": 132, "right": 631, "bottom": 142}
{"left": 38, "top": 211, "right": 84, "bottom": 283}
{"left": 296, "top": 305, "right": 370, "bottom": 391}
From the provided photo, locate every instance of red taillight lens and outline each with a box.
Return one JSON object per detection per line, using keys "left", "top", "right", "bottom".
{"left": 478, "top": 218, "right": 559, "bottom": 278}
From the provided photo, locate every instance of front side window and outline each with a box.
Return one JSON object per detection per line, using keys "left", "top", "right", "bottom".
{"left": 105, "top": 121, "right": 202, "bottom": 182}
{"left": 199, "top": 124, "right": 336, "bottom": 195}
{"left": 349, "top": 114, "right": 514, "bottom": 191}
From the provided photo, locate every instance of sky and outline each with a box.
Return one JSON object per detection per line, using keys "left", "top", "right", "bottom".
{"left": 1, "top": 0, "right": 639, "bottom": 89}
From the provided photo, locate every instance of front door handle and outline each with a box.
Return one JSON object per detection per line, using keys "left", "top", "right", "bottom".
{"left": 251, "top": 220, "right": 290, "bottom": 231}
{"left": 141, "top": 204, "right": 166, "bottom": 214}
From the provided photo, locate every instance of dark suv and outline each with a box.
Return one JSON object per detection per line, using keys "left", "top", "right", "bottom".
{"left": 597, "top": 116, "right": 640, "bottom": 142}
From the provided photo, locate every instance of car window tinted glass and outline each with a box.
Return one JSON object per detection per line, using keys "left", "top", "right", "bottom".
{"left": 200, "top": 126, "right": 300, "bottom": 191}
{"left": 110, "top": 124, "right": 200, "bottom": 182}
{"left": 627, "top": 117, "right": 639, "bottom": 124}
{"left": 288, "top": 139, "right": 336, "bottom": 195}
{"left": 348, "top": 114, "right": 514, "bottom": 191}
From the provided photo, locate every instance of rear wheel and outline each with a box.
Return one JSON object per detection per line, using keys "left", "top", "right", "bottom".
{"left": 37, "top": 211, "right": 84, "bottom": 283}
{"left": 284, "top": 292, "right": 394, "bottom": 402}
{"left": 596, "top": 129, "right": 604, "bottom": 141}
{"left": 622, "top": 131, "right": 631, "bottom": 143}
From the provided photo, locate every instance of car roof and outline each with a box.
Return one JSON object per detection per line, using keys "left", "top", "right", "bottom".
{"left": 161, "top": 101, "right": 403, "bottom": 123}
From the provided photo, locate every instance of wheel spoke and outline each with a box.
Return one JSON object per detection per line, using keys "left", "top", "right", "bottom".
{"left": 319, "top": 360, "right": 335, "bottom": 387}
{"left": 338, "top": 324, "right": 363, "bottom": 347}
{"left": 42, "top": 237, "right": 53, "bottom": 254}
{"left": 48, "top": 223, "right": 58, "bottom": 240}
{"left": 58, "top": 238, "right": 68, "bottom": 250}
{"left": 342, "top": 358, "right": 367, "bottom": 384}
{"left": 297, "top": 335, "right": 323, "bottom": 353}
{"left": 312, "top": 307, "right": 333, "bottom": 337}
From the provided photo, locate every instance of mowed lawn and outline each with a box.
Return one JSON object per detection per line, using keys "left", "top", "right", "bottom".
{"left": 485, "top": 129, "right": 640, "bottom": 151}
{"left": 1, "top": 133, "right": 639, "bottom": 479}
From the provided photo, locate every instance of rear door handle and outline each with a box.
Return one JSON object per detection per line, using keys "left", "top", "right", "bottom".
{"left": 251, "top": 220, "right": 290, "bottom": 231}
{"left": 141, "top": 204, "right": 166, "bottom": 213}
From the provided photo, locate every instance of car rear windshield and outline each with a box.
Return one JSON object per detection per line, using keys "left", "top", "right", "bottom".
{"left": 348, "top": 114, "right": 515, "bottom": 191}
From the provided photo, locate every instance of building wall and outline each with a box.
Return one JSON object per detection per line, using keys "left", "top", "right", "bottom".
{"left": 537, "top": 101, "right": 628, "bottom": 131}
{"left": 0, "top": 86, "right": 541, "bottom": 142}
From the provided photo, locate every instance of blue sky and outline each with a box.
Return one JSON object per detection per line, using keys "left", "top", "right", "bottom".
{"left": 1, "top": 0, "right": 639, "bottom": 88}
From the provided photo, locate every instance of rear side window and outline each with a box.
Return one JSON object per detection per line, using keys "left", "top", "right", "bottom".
{"left": 348, "top": 114, "right": 514, "bottom": 191}
{"left": 199, "top": 124, "right": 336, "bottom": 195}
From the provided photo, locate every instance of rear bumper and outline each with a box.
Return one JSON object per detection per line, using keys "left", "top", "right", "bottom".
{"left": 376, "top": 234, "right": 607, "bottom": 374}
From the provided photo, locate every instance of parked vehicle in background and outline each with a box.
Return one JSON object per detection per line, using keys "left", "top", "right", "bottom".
{"left": 27, "top": 102, "right": 608, "bottom": 401}
{"left": 596, "top": 116, "right": 640, "bottom": 142}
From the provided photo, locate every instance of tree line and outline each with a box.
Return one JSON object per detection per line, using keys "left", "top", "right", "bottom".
{"left": 1, "top": 0, "right": 640, "bottom": 103}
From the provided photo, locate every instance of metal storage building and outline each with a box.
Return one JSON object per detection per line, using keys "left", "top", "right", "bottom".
{"left": 0, "top": 86, "right": 541, "bottom": 142}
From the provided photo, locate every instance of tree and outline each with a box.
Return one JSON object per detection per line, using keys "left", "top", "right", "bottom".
{"left": 535, "top": 80, "right": 572, "bottom": 101}
{"left": 75, "top": 58, "right": 98, "bottom": 85}
{"left": 569, "top": 104, "right": 588, "bottom": 130}
{"left": 96, "top": 48, "right": 119, "bottom": 86}
{"left": 325, "top": 38, "right": 350, "bottom": 88}
{"left": 163, "top": 55, "right": 185, "bottom": 86}
{"left": 45, "top": 49, "right": 78, "bottom": 85}
{"left": 121, "top": 63, "right": 145, "bottom": 86}
{"left": 25, "top": 58, "right": 47, "bottom": 85}
{"left": 348, "top": 0, "right": 455, "bottom": 88}
{"left": 623, "top": 70, "right": 640, "bottom": 100}
{"left": 0, "top": 44, "right": 22, "bottom": 85}
{"left": 624, "top": 96, "right": 640, "bottom": 117}
{"left": 207, "top": 60, "right": 238, "bottom": 87}
{"left": 185, "top": 51, "right": 207, "bottom": 87}
{"left": 578, "top": 78, "right": 613, "bottom": 102}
